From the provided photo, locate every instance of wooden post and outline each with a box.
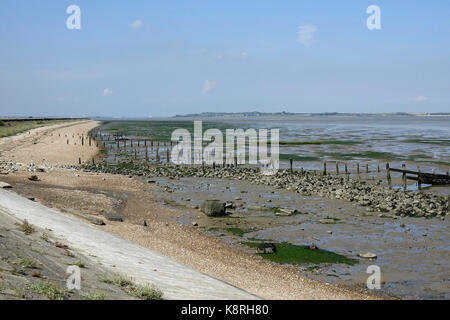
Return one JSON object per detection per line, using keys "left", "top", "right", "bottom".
{"left": 344, "top": 163, "right": 348, "bottom": 175}
{"left": 417, "top": 166, "right": 422, "bottom": 190}
{"left": 78, "top": 157, "right": 81, "bottom": 165}
{"left": 402, "top": 163, "right": 407, "bottom": 191}
{"left": 366, "top": 164, "right": 369, "bottom": 174}
{"left": 213, "top": 162, "right": 216, "bottom": 170}
{"left": 145, "top": 146, "right": 149, "bottom": 162}
{"left": 234, "top": 155, "right": 238, "bottom": 168}
{"left": 166, "top": 148, "right": 170, "bottom": 163}
{"left": 289, "top": 158, "right": 293, "bottom": 173}
{"left": 386, "top": 162, "right": 392, "bottom": 188}
{"left": 81, "top": 137, "right": 84, "bottom": 146}
{"left": 377, "top": 164, "right": 380, "bottom": 173}
{"left": 89, "top": 136, "right": 91, "bottom": 146}
{"left": 67, "top": 139, "right": 69, "bottom": 145}
{"left": 323, "top": 161, "right": 327, "bottom": 175}
{"left": 335, "top": 162, "right": 339, "bottom": 175}
{"left": 92, "top": 158, "right": 95, "bottom": 165}
{"left": 357, "top": 163, "right": 360, "bottom": 176}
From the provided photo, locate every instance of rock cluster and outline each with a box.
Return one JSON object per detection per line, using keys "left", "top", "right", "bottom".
{"left": 77, "top": 162, "right": 449, "bottom": 218}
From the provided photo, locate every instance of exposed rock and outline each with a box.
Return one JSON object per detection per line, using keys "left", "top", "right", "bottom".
{"left": 319, "top": 218, "right": 336, "bottom": 224}
{"left": 358, "top": 252, "right": 377, "bottom": 259}
{"left": 200, "top": 200, "right": 226, "bottom": 217}
{"left": 0, "top": 181, "right": 12, "bottom": 189}
{"left": 28, "top": 175, "right": 39, "bottom": 181}
{"left": 257, "top": 243, "right": 277, "bottom": 254}
{"left": 104, "top": 212, "right": 124, "bottom": 222}
{"left": 276, "top": 208, "right": 297, "bottom": 216}
{"left": 77, "top": 162, "right": 450, "bottom": 219}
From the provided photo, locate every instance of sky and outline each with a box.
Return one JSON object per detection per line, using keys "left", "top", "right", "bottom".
{"left": 0, "top": 0, "right": 449, "bottom": 117}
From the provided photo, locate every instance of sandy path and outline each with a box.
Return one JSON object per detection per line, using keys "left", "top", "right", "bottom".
{"left": 0, "top": 120, "right": 100, "bottom": 167}
{"left": 0, "top": 121, "right": 379, "bottom": 300}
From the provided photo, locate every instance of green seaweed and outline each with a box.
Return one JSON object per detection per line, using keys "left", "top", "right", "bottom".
{"left": 279, "top": 154, "right": 321, "bottom": 161}
{"left": 243, "top": 242, "right": 357, "bottom": 265}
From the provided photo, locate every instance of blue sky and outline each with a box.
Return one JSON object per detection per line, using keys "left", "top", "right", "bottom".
{"left": 0, "top": 1, "right": 449, "bottom": 117}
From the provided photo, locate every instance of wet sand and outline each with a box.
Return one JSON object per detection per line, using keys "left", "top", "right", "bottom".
{"left": 151, "top": 176, "right": 450, "bottom": 299}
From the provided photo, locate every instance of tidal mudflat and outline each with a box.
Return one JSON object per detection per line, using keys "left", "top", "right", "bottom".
{"left": 87, "top": 117, "right": 450, "bottom": 299}
{"left": 150, "top": 175, "right": 450, "bottom": 299}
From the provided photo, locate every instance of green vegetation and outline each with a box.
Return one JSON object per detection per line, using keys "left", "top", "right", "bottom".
{"left": 400, "top": 138, "right": 450, "bottom": 146}
{"left": 72, "top": 261, "right": 85, "bottom": 268}
{"left": 41, "top": 233, "right": 49, "bottom": 242}
{"left": 243, "top": 242, "right": 357, "bottom": 265}
{"left": 0, "top": 119, "right": 73, "bottom": 138}
{"left": 18, "top": 220, "right": 35, "bottom": 235}
{"left": 321, "top": 151, "right": 401, "bottom": 161}
{"left": 13, "top": 258, "right": 36, "bottom": 269}
{"left": 279, "top": 154, "right": 320, "bottom": 161}
{"left": 29, "top": 281, "right": 66, "bottom": 300}
{"left": 225, "top": 227, "right": 255, "bottom": 237}
{"left": 81, "top": 291, "right": 108, "bottom": 300}
{"left": 99, "top": 276, "right": 162, "bottom": 300}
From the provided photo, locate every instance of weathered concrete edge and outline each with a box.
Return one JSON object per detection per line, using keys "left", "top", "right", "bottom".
{"left": 0, "top": 189, "right": 261, "bottom": 300}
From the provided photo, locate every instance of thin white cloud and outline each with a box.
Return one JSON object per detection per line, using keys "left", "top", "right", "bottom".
{"left": 202, "top": 80, "right": 216, "bottom": 94}
{"left": 297, "top": 24, "right": 317, "bottom": 47}
{"left": 130, "top": 19, "right": 143, "bottom": 29}
{"left": 414, "top": 95, "right": 427, "bottom": 102}
{"left": 241, "top": 51, "right": 248, "bottom": 58}
{"left": 102, "top": 88, "right": 113, "bottom": 96}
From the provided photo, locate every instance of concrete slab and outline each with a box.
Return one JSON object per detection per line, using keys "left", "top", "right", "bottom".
{"left": 0, "top": 189, "right": 260, "bottom": 300}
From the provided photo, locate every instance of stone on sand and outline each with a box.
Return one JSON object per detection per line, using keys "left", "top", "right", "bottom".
{"left": 200, "top": 200, "right": 226, "bottom": 217}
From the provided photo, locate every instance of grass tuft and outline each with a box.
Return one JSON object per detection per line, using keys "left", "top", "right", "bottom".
{"left": 29, "top": 281, "right": 66, "bottom": 300}
{"left": 19, "top": 220, "right": 35, "bottom": 235}
{"left": 13, "top": 258, "right": 36, "bottom": 269}
{"left": 99, "top": 276, "right": 162, "bottom": 300}
{"left": 81, "top": 291, "right": 108, "bottom": 300}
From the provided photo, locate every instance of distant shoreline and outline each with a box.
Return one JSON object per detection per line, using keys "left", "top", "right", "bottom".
{"left": 172, "top": 112, "right": 450, "bottom": 119}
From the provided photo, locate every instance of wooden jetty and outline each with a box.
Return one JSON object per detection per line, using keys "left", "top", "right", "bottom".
{"left": 390, "top": 167, "right": 450, "bottom": 185}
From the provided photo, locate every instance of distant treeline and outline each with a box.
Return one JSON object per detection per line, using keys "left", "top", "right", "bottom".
{"left": 173, "top": 112, "right": 450, "bottom": 118}
{"left": 0, "top": 117, "right": 88, "bottom": 122}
